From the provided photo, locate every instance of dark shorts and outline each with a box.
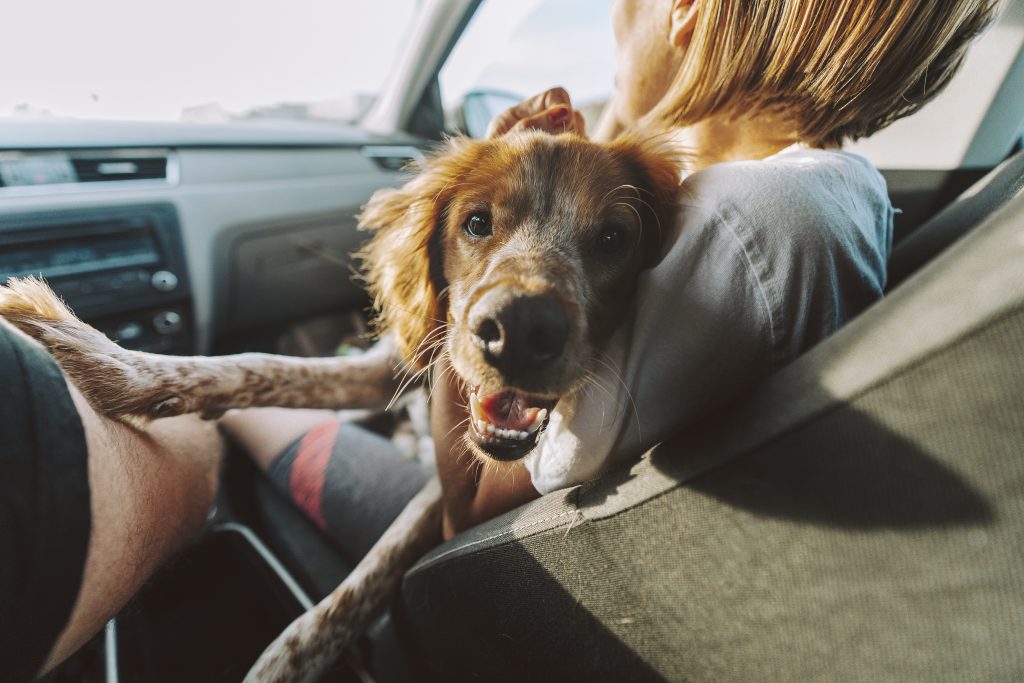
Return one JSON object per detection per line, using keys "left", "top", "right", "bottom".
{"left": 267, "top": 419, "right": 431, "bottom": 562}
{"left": 0, "top": 321, "right": 91, "bottom": 682}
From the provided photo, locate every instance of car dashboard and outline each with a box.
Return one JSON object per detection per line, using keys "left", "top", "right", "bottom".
{"left": 0, "top": 119, "right": 423, "bottom": 356}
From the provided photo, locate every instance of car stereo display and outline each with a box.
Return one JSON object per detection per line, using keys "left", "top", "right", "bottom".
{"left": 0, "top": 204, "right": 193, "bottom": 354}
{"left": 0, "top": 228, "right": 160, "bottom": 280}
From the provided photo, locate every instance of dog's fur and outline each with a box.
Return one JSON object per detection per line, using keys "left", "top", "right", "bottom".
{"left": 0, "top": 131, "right": 678, "bottom": 682}
{"left": 360, "top": 131, "right": 679, "bottom": 464}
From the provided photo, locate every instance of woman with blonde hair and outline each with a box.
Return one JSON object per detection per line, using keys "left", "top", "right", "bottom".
{"left": 224, "top": 0, "right": 1001, "bottom": 541}
{"left": 427, "top": 0, "right": 1002, "bottom": 536}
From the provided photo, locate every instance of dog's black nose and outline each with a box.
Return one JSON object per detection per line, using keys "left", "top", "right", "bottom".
{"left": 471, "top": 293, "right": 570, "bottom": 375}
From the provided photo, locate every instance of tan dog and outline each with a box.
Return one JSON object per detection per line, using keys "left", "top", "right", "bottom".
{"left": 0, "top": 130, "right": 678, "bottom": 682}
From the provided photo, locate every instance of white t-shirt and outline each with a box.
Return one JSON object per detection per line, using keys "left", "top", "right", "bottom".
{"left": 524, "top": 147, "right": 894, "bottom": 494}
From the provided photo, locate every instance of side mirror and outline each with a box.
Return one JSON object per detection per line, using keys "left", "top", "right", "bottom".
{"left": 452, "top": 90, "right": 523, "bottom": 138}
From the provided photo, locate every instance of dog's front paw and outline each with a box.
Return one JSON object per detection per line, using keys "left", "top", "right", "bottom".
{"left": 0, "top": 275, "right": 77, "bottom": 326}
{"left": 0, "top": 277, "right": 103, "bottom": 357}
{"left": 0, "top": 277, "right": 159, "bottom": 421}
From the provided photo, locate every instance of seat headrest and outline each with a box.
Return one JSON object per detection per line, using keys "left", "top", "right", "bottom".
{"left": 888, "top": 149, "right": 1024, "bottom": 291}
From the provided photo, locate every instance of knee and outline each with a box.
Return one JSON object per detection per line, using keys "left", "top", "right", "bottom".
{"left": 74, "top": 379, "right": 224, "bottom": 544}
{"left": 144, "top": 414, "right": 224, "bottom": 531}
{"left": 219, "top": 407, "right": 338, "bottom": 471}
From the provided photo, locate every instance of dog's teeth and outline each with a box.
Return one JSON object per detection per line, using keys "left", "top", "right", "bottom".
{"left": 470, "top": 393, "right": 485, "bottom": 421}
{"left": 517, "top": 430, "right": 528, "bottom": 440}
{"left": 486, "top": 424, "right": 495, "bottom": 435}
{"left": 526, "top": 409, "right": 548, "bottom": 434}
{"left": 475, "top": 419, "right": 487, "bottom": 433}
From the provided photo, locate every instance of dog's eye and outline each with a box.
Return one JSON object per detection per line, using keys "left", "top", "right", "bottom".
{"left": 463, "top": 212, "right": 493, "bottom": 239}
{"left": 596, "top": 225, "right": 624, "bottom": 254}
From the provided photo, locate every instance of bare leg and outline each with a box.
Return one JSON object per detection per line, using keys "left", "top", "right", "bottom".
{"left": 43, "top": 380, "right": 223, "bottom": 674}
{"left": 219, "top": 408, "right": 339, "bottom": 471}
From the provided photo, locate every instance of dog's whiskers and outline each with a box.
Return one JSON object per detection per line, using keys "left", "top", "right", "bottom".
{"left": 606, "top": 183, "right": 665, "bottom": 244}
{"left": 368, "top": 299, "right": 448, "bottom": 329}
{"left": 455, "top": 433, "right": 477, "bottom": 467}
{"left": 444, "top": 416, "right": 472, "bottom": 441}
{"left": 611, "top": 201, "right": 645, "bottom": 233}
{"left": 388, "top": 352, "right": 445, "bottom": 411}
{"left": 605, "top": 181, "right": 667, "bottom": 246}
{"left": 592, "top": 352, "right": 643, "bottom": 442}
{"left": 426, "top": 354, "right": 466, "bottom": 406}
{"left": 431, "top": 180, "right": 471, "bottom": 206}
{"left": 581, "top": 370, "right": 615, "bottom": 402}
{"left": 408, "top": 327, "right": 448, "bottom": 366}
{"left": 391, "top": 324, "right": 448, "bottom": 383}
{"left": 601, "top": 182, "right": 644, "bottom": 204}
{"left": 628, "top": 194, "right": 665, "bottom": 242}
{"left": 388, "top": 341, "right": 447, "bottom": 411}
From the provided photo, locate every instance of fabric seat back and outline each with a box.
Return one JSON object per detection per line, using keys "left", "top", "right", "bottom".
{"left": 399, "top": 187, "right": 1024, "bottom": 681}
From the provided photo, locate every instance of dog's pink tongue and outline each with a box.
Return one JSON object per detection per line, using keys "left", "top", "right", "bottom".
{"left": 475, "top": 389, "right": 544, "bottom": 431}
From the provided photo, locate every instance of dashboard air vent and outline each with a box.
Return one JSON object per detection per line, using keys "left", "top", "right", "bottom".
{"left": 71, "top": 155, "right": 168, "bottom": 183}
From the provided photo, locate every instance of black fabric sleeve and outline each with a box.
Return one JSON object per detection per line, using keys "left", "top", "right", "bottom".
{"left": 0, "top": 321, "right": 91, "bottom": 682}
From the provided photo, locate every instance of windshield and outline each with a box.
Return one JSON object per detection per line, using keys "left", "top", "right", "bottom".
{"left": 440, "top": 0, "right": 615, "bottom": 133}
{"left": 2, "top": 0, "right": 418, "bottom": 125}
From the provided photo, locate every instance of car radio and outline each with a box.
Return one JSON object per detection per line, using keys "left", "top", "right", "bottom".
{"left": 0, "top": 203, "right": 194, "bottom": 354}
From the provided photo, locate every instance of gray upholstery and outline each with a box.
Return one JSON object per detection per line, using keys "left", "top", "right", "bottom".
{"left": 887, "top": 148, "right": 1024, "bottom": 289}
{"left": 399, "top": 185, "right": 1024, "bottom": 680}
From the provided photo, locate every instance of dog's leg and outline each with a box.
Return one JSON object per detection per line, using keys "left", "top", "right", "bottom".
{"left": 244, "top": 476, "right": 443, "bottom": 683}
{"left": 0, "top": 277, "right": 405, "bottom": 423}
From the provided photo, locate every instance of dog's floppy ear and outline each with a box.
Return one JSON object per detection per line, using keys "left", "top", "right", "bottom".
{"left": 607, "top": 133, "right": 683, "bottom": 265}
{"left": 357, "top": 137, "right": 480, "bottom": 367}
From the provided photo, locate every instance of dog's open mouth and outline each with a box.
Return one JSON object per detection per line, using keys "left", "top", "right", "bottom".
{"left": 468, "top": 386, "right": 556, "bottom": 461}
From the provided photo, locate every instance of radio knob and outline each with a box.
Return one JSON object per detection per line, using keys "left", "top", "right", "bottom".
{"left": 151, "top": 270, "right": 179, "bottom": 292}
{"left": 153, "top": 311, "right": 183, "bottom": 335}
{"left": 115, "top": 322, "right": 144, "bottom": 342}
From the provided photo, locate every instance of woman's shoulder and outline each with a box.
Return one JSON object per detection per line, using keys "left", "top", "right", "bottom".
{"left": 679, "top": 147, "right": 891, "bottom": 235}
{"left": 672, "top": 147, "right": 893, "bottom": 278}
{"left": 663, "top": 147, "right": 894, "bottom": 360}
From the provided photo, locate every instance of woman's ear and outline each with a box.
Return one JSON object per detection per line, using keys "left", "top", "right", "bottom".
{"left": 669, "top": 0, "right": 699, "bottom": 48}
{"left": 357, "top": 138, "right": 478, "bottom": 368}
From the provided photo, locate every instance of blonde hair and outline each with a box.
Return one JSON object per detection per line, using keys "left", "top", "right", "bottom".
{"left": 651, "top": 0, "right": 1002, "bottom": 146}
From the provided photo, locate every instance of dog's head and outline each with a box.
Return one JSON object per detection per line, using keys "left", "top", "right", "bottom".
{"left": 359, "top": 131, "right": 679, "bottom": 461}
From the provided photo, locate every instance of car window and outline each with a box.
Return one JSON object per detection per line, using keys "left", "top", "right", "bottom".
{"left": 440, "top": 0, "right": 615, "bottom": 135}
{"left": 842, "top": 1, "right": 1023, "bottom": 169}
{"left": 1, "top": 1, "right": 418, "bottom": 125}
{"left": 443, "top": 0, "right": 1022, "bottom": 169}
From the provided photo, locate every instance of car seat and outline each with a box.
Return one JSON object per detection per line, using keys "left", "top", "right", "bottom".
{"left": 392, "top": 149, "right": 1024, "bottom": 682}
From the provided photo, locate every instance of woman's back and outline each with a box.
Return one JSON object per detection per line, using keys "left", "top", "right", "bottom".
{"left": 527, "top": 147, "right": 894, "bottom": 493}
